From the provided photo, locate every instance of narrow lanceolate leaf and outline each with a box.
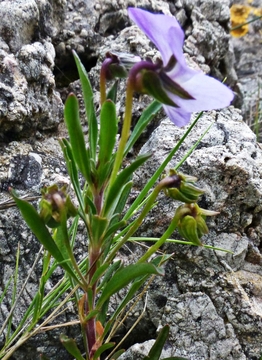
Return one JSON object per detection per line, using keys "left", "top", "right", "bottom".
{"left": 11, "top": 192, "right": 78, "bottom": 282}
{"left": 162, "top": 358, "right": 189, "bottom": 360}
{"left": 103, "top": 153, "right": 151, "bottom": 216}
{"left": 143, "top": 325, "right": 169, "bottom": 360}
{"left": 60, "top": 334, "right": 85, "bottom": 360}
{"left": 109, "top": 349, "right": 125, "bottom": 359}
{"left": 60, "top": 139, "right": 83, "bottom": 210}
{"left": 89, "top": 262, "right": 110, "bottom": 287}
{"left": 125, "top": 100, "right": 162, "bottom": 156}
{"left": 107, "top": 255, "right": 171, "bottom": 326}
{"left": 93, "top": 342, "right": 115, "bottom": 360}
{"left": 64, "top": 93, "right": 91, "bottom": 183}
{"left": 96, "top": 263, "right": 164, "bottom": 309}
{"left": 107, "top": 80, "right": 118, "bottom": 102}
{"left": 98, "top": 99, "right": 118, "bottom": 166}
{"left": 73, "top": 50, "right": 98, "bottom": 160}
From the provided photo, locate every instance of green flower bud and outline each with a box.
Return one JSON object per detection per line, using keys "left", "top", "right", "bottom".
{"left": 39, "top": 184, "right": 77, "bottom": 228}
{"left": 178, "top": 214, "right": 202, "bottom": 246}
{"left": 175, "top": 203, "right": 219, "bottom": 246}
{"left": 163, "top": 169, "right": 204, "bottom": 203}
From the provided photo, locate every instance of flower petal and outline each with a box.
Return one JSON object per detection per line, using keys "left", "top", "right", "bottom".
{"left": 163, "top": 105, "right": 191, "bottom": 127}
{"left": 167, "top": 72, "right": 234, "bottom": 112}
{"left": 128, "top": 7, "right": 184, "bottom": 65}
{"left": 128, "top": 7, "right": 235, "bottom": 127}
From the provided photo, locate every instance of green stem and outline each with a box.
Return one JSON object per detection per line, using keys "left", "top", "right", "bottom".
{"left": 123, "top": 112, "right": 204, "bottom": 221}
{"left": 100, "top": 66, "right": 107, "bottom": 105}
{"left": 60, "top": 229, "right": 89, "bottom": 290}
{"left": 106, "top": 177, "right": 175, "bottom": 263}
{"left": 54, "top": 197, "right": 89, "bottom": 290}
{"left": 108, "top": 79, "right": 134, "bottom": 189}
{"left": 137, "top": 212, "right": 180, "bottom": 263}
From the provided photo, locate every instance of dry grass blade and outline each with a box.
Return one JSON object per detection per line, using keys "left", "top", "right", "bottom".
{"left": 105, "top": 292, "right": 149, "bottom": 360}
{"left": 0, "top": 194, "right": 41, "bottom": 211}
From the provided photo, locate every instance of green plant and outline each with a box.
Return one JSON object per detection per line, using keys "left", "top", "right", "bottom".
{"left": 1, "top": 8, "right": 234, "bottom": 360}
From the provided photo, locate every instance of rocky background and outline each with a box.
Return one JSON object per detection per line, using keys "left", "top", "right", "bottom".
{"left": 1, "top": 0, "right": 262, "bottom": 359}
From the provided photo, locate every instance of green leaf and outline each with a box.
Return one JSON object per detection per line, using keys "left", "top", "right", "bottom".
{"left": 143, "top": 325, "right": 169, "bottom": 360}
{"left": 97, "top": 263, "right": 164, "bottom": 309}
{"left": 97, "top": 157, "right": 115, "bottom": 190}
{"left": 125, "top": 100, "right": 162, "bottom": 156}
{"left": 97, "top": 260, "right": 122, "bottom": 292}
{"left": 54, "top": 226, "right": 70, "bottom": 261}
{"left": 60, "top": 334, "right": 85, "bottom": 360}
{"left": 113, "top": 180, "right": 133, "bottom": 216}
{"left": 90, "top": 215, "right": 109, "bottom": 245}
{"left": 84, "top": 309, "right": 100, "bottom": 322}
{"left": 109, "top": 349, "right": 125, "bottom": 359}
{"left": 123, "top": 112, "right": 205, "bottom": 221}
{"left": 103, "top": 154, "right": 151, "bottom": 216}
{"left": 107, "top": 80, "right": 118, "bottom": 102}
{"left": 64, "top": 93, "right": 91, "bottom": 183}
{"left": 106, "top": 255, "right": 171, "bottom": 329}
{"left": 84, "top": 193, "right": 97, "bottom": 215}
{"left": 98, "top": 100, "right": 118, "bottom": 167}
{"left": 90, "top": 262, "right": 110, "bottom": 287}
{"left": 60, "top": 139, "right": 84, "bottom": 211}
{"left": 11, "top": 192, "right": 78, "bottom": 282}
{"left": 93, "top": 342, "right": 115, "bottom": 360}
{"left": 33, "top": 250, "right": 52, "bottom": 322}
{"left": 98, "top": 298, "right": 110, "bottom": 326}
{"left": 162, "top": 358, "right": 189, "bottom": 360}
{"left": 0, "top": 273, "right": 12, "bottom": 304}
{"left": 73, "top": 50, "right": 98, "bottom": 160}
{"left": 103, "top": 219, "right": 127, "bottom": 241}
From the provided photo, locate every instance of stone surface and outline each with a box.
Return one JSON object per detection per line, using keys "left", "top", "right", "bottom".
{"left": 122, "top": 106, "right": 262, "bottom": 359}
{"left": 0, "top": 42, "right": 63, "bottom": 140}
{"left": 231, "top": 0, "right": 262, "bottom": 139}
{"left": 0, "top": 0, "right": 261, "bottom": 359}
{"left": 0, "top": 0, "right": 239, "bottom": 139}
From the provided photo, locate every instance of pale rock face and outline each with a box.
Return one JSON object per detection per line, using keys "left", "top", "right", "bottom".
{"left": 0, "top": 0, "right": 261, "bottom": 359}
{"left": 0, "top": 42, "right": 63, "bottom": 139}
{"left": 129, "top": 106, "right": 262, "bottom": 359}
{"left": 0, "top": 0, "right": 39, "bottom": 53}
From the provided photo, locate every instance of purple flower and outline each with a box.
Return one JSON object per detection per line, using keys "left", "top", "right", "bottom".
{"left": 128, "top": 8, "right": 234, "bottom": 127}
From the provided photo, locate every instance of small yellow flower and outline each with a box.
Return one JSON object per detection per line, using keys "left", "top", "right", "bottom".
{"left": 230, "top": 4, "right": 262, "bottom": 37}
{"left": 253, "top": 8, "right": 262, "bottom": 16}
{"left": 230, "top": 4, "right": 252, "bottom": 37}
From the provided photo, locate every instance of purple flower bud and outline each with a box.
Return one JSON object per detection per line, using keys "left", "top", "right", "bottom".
{"left": 102, "top": 51, "right": 142, "bottom": 80}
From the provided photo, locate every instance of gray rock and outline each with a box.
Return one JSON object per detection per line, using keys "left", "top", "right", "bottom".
{"left": 231, "top": 0, "right": 262, "bottom": 140}
{"left": 136, "top": 107, "right": 262, "bottom": 236}
{"left": 1, "top": 0, "right": 260, "bottom": 359}
{"left": 0, "top": 0, "right": 237, "bottom": 138}
{"left": 130, "top": 106, "right": 262, "bottom": 359}
{"left": 0, "top": 41, "right": 63, "bottom": 139}
{"left": 0, "top": 137, "right": 85, "bottom": 359}
{"left": 0, "top": 0, "right": 39, "bottom": 53}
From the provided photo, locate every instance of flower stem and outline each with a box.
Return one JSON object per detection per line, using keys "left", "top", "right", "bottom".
{"left": 137, "top": 212, "right": 180, "bottom": 263}
{"left": 100, "top": 58, "right": 114, "bottom": 105}
{"left": 106, "top": 177, "right": 176, "bottom": 263}
{"left": 108, "top": 79, "right": 134, "bottom": 189}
